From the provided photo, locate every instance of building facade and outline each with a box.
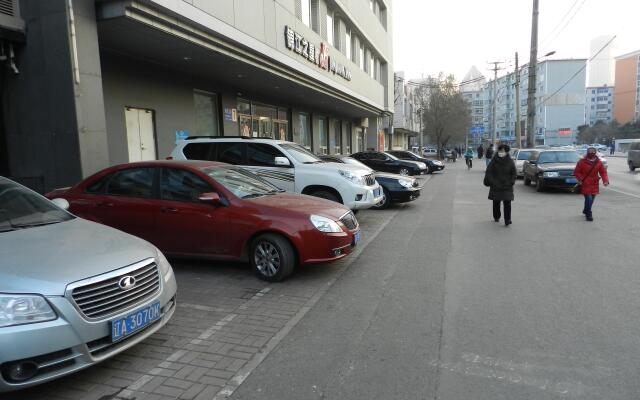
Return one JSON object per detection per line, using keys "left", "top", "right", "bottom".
{"left": 585, "top": 86, "right": 614, "bottom": 126}
{"left": 1, "top": 0, "right": 394, "bottom": 192}
{"left": 460, "top": 66, "right": 486, "bottom": 149}
{"left": 392, "top": 71, "right": 418, "bottom": 150}
{"left": 613, "top": 49, "right": 640, "bottom": 125}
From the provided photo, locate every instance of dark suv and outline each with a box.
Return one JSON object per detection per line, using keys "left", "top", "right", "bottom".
{"left": 351, "top": 151, "right": 428, "bottom": 176}
{"left": 523, "top": 149, "right": 581, "bottom": 192}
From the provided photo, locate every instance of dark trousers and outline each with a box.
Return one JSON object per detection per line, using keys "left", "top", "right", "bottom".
{"left": 493, "top": 200, "right": 511, "bottom": 221}
{"left": 583, "top": 194, "right": 596, "bottom": 216}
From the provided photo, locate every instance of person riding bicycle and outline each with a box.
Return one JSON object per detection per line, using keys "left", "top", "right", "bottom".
{"left": 464, "top": 148, "right": 474, "bottom": 169}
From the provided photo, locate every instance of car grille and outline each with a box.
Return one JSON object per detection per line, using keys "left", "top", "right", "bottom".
{"left": 558, "top": 170, "right": 574, "bottom": 177}
{"left": 363, "top": 173, "right": 376, "bottom": 186}
{"left": 71, "top": 261, "right": 160, "bottom": 319}
{"left": 340, "top": 211, "right": 359, "bottom": 230}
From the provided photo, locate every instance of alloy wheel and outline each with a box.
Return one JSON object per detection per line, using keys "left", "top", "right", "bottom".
{"left": 399, "top": 168, "right": 410, "bottom": 176}
{"left": 254, "top": 241, "right": 281, "bottom": 277}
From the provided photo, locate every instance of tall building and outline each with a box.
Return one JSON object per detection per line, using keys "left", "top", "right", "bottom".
{"left": 392, "top": 71, "right": 418, "bottom": 150}
{"left": 613, "top": 49, "right": 640, "bottom": 124}
{"left": 588, "top": 35, "right": 616, "bottom": 87}
{"left": 1, "top": 0, "right": 394, "bottom": 192}
{"left": 585, "top": 86, "right": 614, "bottom": 126}
{"left": 460, "top": 66, "right": 486, "bottom": 148}
{"left": 484, "top": 59, "right": 587, "bottom": 146}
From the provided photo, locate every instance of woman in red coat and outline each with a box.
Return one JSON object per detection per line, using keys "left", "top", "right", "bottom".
{"left": 574, "top": 146, "right": 609, "bottom": 221}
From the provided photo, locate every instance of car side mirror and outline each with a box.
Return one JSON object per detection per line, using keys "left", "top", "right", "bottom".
{"left": 198, "top": 192, "right": 222, "bottom": 206}
{"left": 274, "top": 156, "right": 291, "bottom": 167}
{"left": 51, "top": 198, "right": 70, "bottom": 211}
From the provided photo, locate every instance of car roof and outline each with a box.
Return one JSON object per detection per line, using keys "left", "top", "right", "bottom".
{"left": 110, "top": 160, "right": 228, "bottom": 171}
{"left": 180, "top": 137, "right": 290, "bottom": 145}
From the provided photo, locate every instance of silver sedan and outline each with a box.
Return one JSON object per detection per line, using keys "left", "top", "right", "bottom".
{"left": 0, "top": 177, "right": 177, "bottom": 392}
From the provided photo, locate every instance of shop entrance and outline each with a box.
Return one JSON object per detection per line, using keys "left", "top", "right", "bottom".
{"left": 124, "top": 107, "right": 156, "bottom": 162}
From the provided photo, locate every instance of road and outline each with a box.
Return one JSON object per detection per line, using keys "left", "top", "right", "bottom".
{"left": 230, "top": 158, "right": 640, "bottom": 400}
{"left": 604, "top": 155, "right": 640, "bottom": 198}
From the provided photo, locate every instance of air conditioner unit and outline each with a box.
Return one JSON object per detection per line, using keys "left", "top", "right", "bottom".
{"left": 0, "top": 0, "right": 24, "bottom": 34}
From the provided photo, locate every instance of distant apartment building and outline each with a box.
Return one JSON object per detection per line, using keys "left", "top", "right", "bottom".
{"left": 484, "top": 59, "right": 587, "bottom": 146}
{"left": 588, "top": 35, "right": 616, "bottom": 87}
{"left": 392, "top": 71, "right": 418, "bottom": 150}
{"left": 585, "top": 86, "right": 614, "bottom": 126}
{"left": 460, "top": 66, "right": 486, "bottom": 148}
{"left": 614, "top": 50, "right": 640, "bottom": 124}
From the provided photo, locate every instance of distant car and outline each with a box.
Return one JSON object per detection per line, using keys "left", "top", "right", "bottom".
{"left": 0, "top": 176, "right": 177, "bottom": 392}
{"left": 511, "top": 148, "right": 535, "bottom": 178}
{"left": 320, "top": 155, "right": 421, "bottom": 210}
{"left": 351, "top": 151, "right": 428, "bottom": 176}
{"left": 627, "top": 139, "right": 640, "bottom": 171}
{"left": 46, "top": 160, "right": 360, "bottom": 282}
{"left": 386, "top": 150, "right": 445, "bottom": 173}
{"left": 522, "top": 149, "right": 581, "bottom": 192}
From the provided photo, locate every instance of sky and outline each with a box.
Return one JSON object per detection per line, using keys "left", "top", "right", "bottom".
{"left": 392, "top": 0, "right": 640, "bottom": 82}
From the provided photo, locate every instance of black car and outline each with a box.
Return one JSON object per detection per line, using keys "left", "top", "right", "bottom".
{"left": 320, "top": 155, "right": 421, "bottom": 209}
{"left": 351, "top": 151, "right": 428, "bottom": 176}
{"left": 522, "top": 149, "right": 581, "bottom": 192}
{"left": 387, "top": 150, "right": 445, "bottom": 173}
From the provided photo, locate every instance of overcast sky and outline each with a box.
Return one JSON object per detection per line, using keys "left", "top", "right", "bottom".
{"left": 392, "top": 0, "right": 640, "bottom": 81}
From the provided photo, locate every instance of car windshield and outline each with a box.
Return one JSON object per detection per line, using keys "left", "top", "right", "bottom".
{"left": 0, "top": 177, "right": 73, "bottom": 232}
{"left": 342, "top": 157, "right": 372, "bottom": 170}
{"left": 203, "top": 167, "right": 282, "bottom": 199}
{"left": 280, "top": 143, "right": 322, "bottom": 164}
{"left": 384, "top": 152, "right": 399, "bottom": 160}
{"left": 537, "top": 151, "right": 580, "bottom": 164}
{"left": 517, "top": 151, "right": 532, "bottom": 160}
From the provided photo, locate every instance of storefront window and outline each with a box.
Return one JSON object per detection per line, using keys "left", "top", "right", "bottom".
{"left": 294, "top": 113, "right": 312, "bottom": 150}
{"left": 345, "top": 122, "right": 352, "bottom": 154}
{"left": 331, "top": 120, "right": 342, "bottom": 154}
{"left": 194, "top": 91, "right": 220, "bottom": 136}
{"left": 237, "top": 101, "right": 288, "bottom": 139}
{"left": 318, "top": 117, "right": 328, "bottom": 155}
{"left": 356, "top": 128, "right": 365, "bottom": 152}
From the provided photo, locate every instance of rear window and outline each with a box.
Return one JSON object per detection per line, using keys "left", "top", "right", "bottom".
{"left": 183, "top": 143, "right": 216, "bottom": 160}
{"left": 631, "top": 142, "right": 640, "bottom": 151}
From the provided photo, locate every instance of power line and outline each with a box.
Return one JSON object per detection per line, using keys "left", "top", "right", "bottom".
{"left": 540, "top": 0, "right": 587, "bottom": 52}
{"left": 539, "top": 0, "right": 581, "bottom": 47}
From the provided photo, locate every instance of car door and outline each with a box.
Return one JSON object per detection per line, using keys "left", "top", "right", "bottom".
{"left": 366, "top": 153, "right": 387, "bottom": 172}
{"left": 243, "top": 143, "right": 295, "bottom": 192}
{"left": 93, "top": 167, "right": 161, "bottom": 244}
{"left": 155, "top": 167, "right": 230, "bottom": 256}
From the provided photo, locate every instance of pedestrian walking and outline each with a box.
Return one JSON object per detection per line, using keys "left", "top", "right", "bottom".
{"left": 477, "top": 145, "right": 484, "bottom": 159}
{"left": 484, "top": 144, "right": 516, "bottom": 226}
{"left": 485, "top": 144, "right": 494, "bottom": 166}
{"left": 609, "top": 143, "right": 615, "bottom": 155}
{"left": 574, "top": 146, "right": 609, "bottom": 221}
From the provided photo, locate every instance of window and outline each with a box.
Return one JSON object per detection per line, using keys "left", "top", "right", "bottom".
{"left": 359, "top": 44, "right": 364, "bottom": 70}
{"left": 318, "top": 117, "right": 328, "bottom": 155}
{"left": 161, "top": 168, "right": 212, "bottom": 203}
{"left": 294, "top": 113, "right": 312, "bottom": 150}
{"left": 183, "top": 143, "right": 216, "bottom": 161}
{"left": 217, "top": 142, "right": 245, "bottom": 165}
{"left": 369, "top": 0, "right": 374, "bottom": 11}
{"left": 370, "top": 56, "right": 375, "bottom": 78}
{"left": 326, "top": 13, "right": 334, "bottom": 46}
{"left": 331, "top": 120, "right": 342, "bottom": 154}
{"left": 247, "top": 143, "right": 288, "bottom": 167}
{"left": 106, "top": 168, "right": 155, "bottom": 198}
{"left": 193, "top": 91, "right": 220, "bottom": 136}
{"left": 85, "top": 174, "right": 111, "bottom": 194}
{"left": 301, "top": 0, "right": 311, "bottom": 27}
{"left": 345, "top": 31, "right": 351, "bottom": 60}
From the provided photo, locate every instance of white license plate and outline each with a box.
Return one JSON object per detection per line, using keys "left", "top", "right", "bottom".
{"left": 353, "top": 230, "right": 361, "bottom": 245}
{"left": 566, "top": 178, "right": 578, "bottom": 184}
{"left": 111, "top": 301, "right": 161, "bottom": 342}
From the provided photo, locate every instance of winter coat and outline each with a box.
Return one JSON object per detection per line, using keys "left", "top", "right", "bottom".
{"left": 477, "top": 146, "right": 484, "bottom": 159}
{"left": 574, "top": 157, "right": 609, "bottom": 195}
{"left": 485, "top": 147, "right": 495, "bottom": 159}
{"left": 484, "top": 155, "right": 517, "bottom": 201}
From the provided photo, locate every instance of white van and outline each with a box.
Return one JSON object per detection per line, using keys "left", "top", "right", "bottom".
{"left": 169, "top": 137, "right": 384, "bottom": 210}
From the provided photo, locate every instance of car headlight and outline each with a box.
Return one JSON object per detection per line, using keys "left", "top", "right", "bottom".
{"left": 310, "top": 215, "right": 343, "bottom": 233}
{"left": 338, "top": 170, "right": 365, "bottom": 186}
{"left": 543, "top": 171, "right": 560, "bottom": 178}
{"left": 417, "top": 162, "right": 427, "bottom": 169}
{"left": 0, "top": 294, "right": 57, "bottom": 328}
{"left": 399, "top": 179, "right": 415, "bottom": 189}
{"left": 155, "top": 248, "right": 174, "bottom": 283}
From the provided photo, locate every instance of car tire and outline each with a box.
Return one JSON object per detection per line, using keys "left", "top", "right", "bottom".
{"left": 524, "top": 176, "right": 531, "bottom": 186}
{"left": 629, "top": 162, "right": 636, "bottom": 172}
{"left": 250, "top": 234, "right": 295, "bottom": 282}
{"left": 536, "top": 178, "right": 545, "bottom": 192}
{"left": 309, "top": 190, "right": 341, "bottom": 203}
{"left": 371, "top": 187, "right": 391, "bottom": 210}
{"left": 399, "top": 168, "right": 410, "bottom": 176}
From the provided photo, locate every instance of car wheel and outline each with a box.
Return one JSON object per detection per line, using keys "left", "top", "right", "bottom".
{"left": 524, "top": 176, "right": 531, "bottom": 186}
{"left": 629, "top": 162, "right": 636, "bottom": 172}
{"left": 310, "top": 190, "right": 341, "bottom": 203}
{"left": 536, "top": 178, "right": 545, "bottom": 192}
{"left": 399, "top": 168, "right": 410, "bottom": 176}
{"left": 371, "top": 188, "right": 391, "bottom": 210}
{"left": 250, "top": 234, "right": 295, "bottom": 282}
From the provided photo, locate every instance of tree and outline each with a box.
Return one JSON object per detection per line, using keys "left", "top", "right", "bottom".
{"left": 418, "top": 74, "right": 471, "bottom": 157}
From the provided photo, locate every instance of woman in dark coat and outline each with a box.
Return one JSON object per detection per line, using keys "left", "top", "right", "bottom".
{"left": 484, "top": 144, "right": 517, "bottom": 226}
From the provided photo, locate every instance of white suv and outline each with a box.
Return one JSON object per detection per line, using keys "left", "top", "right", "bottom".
{"left": 169, "top": 137, "right": 384, "bottom": 210}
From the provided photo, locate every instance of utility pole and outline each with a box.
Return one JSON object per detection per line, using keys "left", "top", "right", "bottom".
{"left": 514, "top": 52, "right": 522, "bottom": 148}
{"left": 419, "top": 108, "right": 423, "bottom": 151}
{"left": 488, "top": 61, "right": 505, "bottom": 147}
{"left": 526, "top": 0, "right": 539, "bottom": 148}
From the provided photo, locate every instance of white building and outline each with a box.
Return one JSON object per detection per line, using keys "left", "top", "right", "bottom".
{"left": 392, "top": 71, "right": 419, "bottom": 150}
{"left": 460, "top": 66, "right": 486, "bottom": 148}
{"left": 585, "top": 86, "right": 614, "bottom": 126}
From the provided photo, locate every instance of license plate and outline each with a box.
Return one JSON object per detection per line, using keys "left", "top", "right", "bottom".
{"left": 353, "top": 230, "right": 361, "bottom": 246}
{"left": 374, "top": 188, "right": 382, "bottom": 197}
{"left": 566, "top": 178, "right": 578, "bottom": 184}
{"left": 111, "top": 301, "right": 161, "bottom": 342}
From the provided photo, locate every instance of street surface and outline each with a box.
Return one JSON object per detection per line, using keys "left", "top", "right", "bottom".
{"left": 7, "top": 158, "right": 640, "bottom": 400}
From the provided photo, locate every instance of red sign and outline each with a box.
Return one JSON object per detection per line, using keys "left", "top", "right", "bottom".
{"left": 558, "top": 128, "right": 572, "bottom": 135}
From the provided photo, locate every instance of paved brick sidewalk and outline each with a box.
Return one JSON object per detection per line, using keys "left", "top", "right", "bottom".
{"left": 5, "top": 203, "right": 411, "bottom": 400}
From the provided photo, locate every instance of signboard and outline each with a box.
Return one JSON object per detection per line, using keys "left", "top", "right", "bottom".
{"left": 470, "top": 125, "right": 485, "bottom": 137}
{"left": 558, "top": 128, "right": 572, "bottom": 135}
{"left": 284, "top": 26, "right": 352, "bottom": 81}
{"left": 224, "top": 108, "right": 237, "bottom": 122}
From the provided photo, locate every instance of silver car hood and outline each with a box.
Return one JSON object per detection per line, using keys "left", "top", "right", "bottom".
{"left": 0, "top": 218, "right": 157, "bottom": 296}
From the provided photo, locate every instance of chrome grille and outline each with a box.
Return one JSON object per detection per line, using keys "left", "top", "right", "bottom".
{"left": 71, "top": 261, "right": 160, "bottom": 319}
{"left": 340, "top": 211, "right": 359, "bottom": 230}
{"left": 364, "top": 173, "right": 376, "bottom": 186}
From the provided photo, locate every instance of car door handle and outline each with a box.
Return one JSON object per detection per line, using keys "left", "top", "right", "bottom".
{"left": 161, "top": 207, "right": 178, "bottom": 213}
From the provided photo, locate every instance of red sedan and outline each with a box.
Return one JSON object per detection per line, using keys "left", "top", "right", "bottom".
{"left": 46, "top": 161, "right": 360, "bottom": 281}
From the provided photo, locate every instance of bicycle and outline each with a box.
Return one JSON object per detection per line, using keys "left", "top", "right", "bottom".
{"left": 465, "top": 157, "right": 473, "bottom": 170}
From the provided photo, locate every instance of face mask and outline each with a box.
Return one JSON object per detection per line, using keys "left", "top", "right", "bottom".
{"left": 498, "top": 151, "right": 506, "bottom": 158}
{"left": 587, "top": 152, "right": 597, "bottom": 159}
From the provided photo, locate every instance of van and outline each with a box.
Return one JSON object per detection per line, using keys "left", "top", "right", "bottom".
{"left": 628, "top": 140, "right": 640, "bottom": 171}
